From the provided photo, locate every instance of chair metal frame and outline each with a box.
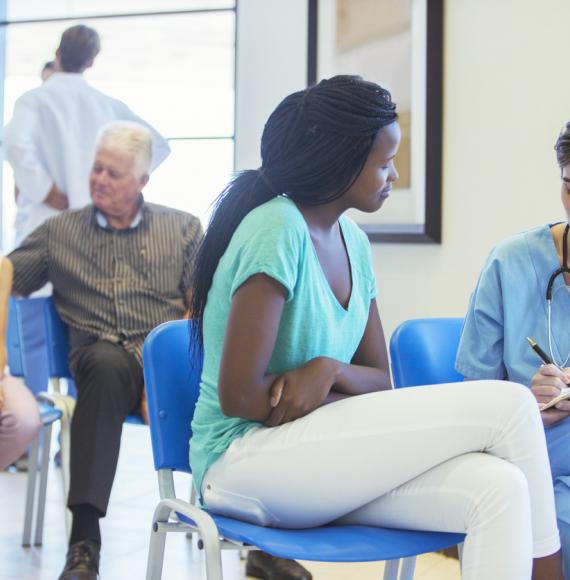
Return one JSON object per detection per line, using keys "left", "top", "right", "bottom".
{"left": 10, "top": 296, "right": 145, "bottom": 538}
{"left": 7, "top": 298, "right": 63, "bottom": 547}
{"left": 41, "top": 296, "right": 145, "bottom": 534}
{"left": 21, "top": 401, "right": 62, "bottom": 546}
{"left": 143, "top": 320, "right": 465, "bottom": 580}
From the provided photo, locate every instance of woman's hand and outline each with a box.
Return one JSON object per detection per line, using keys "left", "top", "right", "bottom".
{"left": 265, "top": 357, "right": 339, "bottom": 427}
{"left": 531, "top": 364, "right": 570, "bottom": 427}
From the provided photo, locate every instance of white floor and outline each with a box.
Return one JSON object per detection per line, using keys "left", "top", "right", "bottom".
{"left": 0, "top": 424, "right": 461, "bottom": 579}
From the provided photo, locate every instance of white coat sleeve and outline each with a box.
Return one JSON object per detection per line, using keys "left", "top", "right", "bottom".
{"left": 3, "top": 94, "right": 53, "bottom": 203}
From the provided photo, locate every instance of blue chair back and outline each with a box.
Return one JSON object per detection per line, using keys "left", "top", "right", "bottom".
{"left": 142, "top": 320, "right": 203, "bottom": 473}
{"left": 7, "top": 296, "right": 72, "bottom": 386}
{"left": 43, "top": 297, "right": 72, "bottom": 379}
{"left": 7, "top": 297, "right": 53, "bottom": 395}
{"left": 7, "top": 298, "right": 26, "bottom": 377}
{"left": 389, "top": 318, "right": 464, "bottom": 388}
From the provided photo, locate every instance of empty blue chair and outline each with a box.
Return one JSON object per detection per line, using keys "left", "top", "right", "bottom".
{"left": 6, "top": 297, "right": 63, "bottom": 547}
{"left": 142, "top": 320, "right": 464, "bottom": 580}
{"left": 389, "top": 318, "right": 464, "bottom": 389}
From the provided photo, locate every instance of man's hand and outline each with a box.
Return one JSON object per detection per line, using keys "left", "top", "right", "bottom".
{"left": 44, "top": 185, "right": 69, "bottom": 210}
{"left": 531, "top": 363, "right": 570, "bottom": 427}
{"left": 265, "top": 357, "right": 339, "bottom": 427}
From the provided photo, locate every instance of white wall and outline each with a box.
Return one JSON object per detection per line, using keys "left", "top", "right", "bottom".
{"left": 235, "top": 0, "right": 307, "bottom": 169}
{"left": 376, "top": 0, "right": 570, "bottom": 338}
{"left": 236, "top": 0, "right": 570, "bottom": 340}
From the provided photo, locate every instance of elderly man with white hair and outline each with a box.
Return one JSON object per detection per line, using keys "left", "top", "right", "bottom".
{"left": 4, "top": 121, "right": 202, "bottom": 580}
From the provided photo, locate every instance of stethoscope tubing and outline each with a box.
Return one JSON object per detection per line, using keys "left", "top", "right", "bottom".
{"left": 546, "top": 223, "right": 570, "bottom": 368}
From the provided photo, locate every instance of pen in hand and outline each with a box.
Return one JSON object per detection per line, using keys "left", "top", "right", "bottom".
{"left": 526, "top": 336, "right": 554, "bottom": 366}
{"left": 526, "top": 337, "right": 570, "bottom": 413}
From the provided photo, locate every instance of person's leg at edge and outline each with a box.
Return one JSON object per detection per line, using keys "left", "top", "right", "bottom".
{"left": 545, "top": 417, "right": 570, "bottom": 579}
{"left": 202, "top": 380, "right": 561, "bottom": 580}
{"left": 554, "top": 483, "right": 570, "bottom": 580}
{"left": 58, "top": 341, "right": 143, "bottom": 580}
{"left": 0, "top": 375, "right": 41, "bottom": 469}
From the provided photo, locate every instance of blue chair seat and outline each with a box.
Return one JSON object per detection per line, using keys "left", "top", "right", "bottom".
{"left": 37, "top": 401, "right": 63, "bottom": 425}
{"left": 178, "top": 511, "right": 464, "bottom": 562}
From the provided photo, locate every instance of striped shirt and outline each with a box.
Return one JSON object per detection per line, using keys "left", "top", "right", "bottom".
{"left": 8, "top": 201, "right": 202, "bottom": 365}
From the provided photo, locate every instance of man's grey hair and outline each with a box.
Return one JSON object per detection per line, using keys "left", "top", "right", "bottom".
{"left": 96, "top": 121, "right": 153, "bottom": 178}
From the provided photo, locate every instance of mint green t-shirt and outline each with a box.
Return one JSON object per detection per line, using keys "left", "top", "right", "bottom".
{"left": 189, "top": 196, "right": 377, "bottom": 496}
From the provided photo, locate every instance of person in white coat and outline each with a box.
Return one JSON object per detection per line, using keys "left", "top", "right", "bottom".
{"left": 3, "top": 25, "right": 171, "bottom": 421}
{"left": 4, "top": 24, "right": 170, "bottom": 246}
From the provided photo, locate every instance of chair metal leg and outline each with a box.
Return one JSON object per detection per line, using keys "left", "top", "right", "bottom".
{"left": 34, "top": 423, "right": 53, "bottom": 546}
{"left": 146, "top": 499, "right": 223, "bottom": 580}
{"left": 45, "top": 390, "right": 74, "bottom": 537}
{"left": 22, "top": 433, "right": 40, "bottom": 547}
{"left": 383, "top": 558, "right": 400, "bottom": 580}
{"left": 185, "top": 481, "right": 197, "bottom": 541}
{"left": 457, "top": 541, "right": 464, "bottom": 575}
{"left": 399, "top": 556, "right": 416, "bottom": 580}
{"left": 146, "top": 524, "right": 167, "bottom": 580}
{"left": 59, "top": 412, "right": 72, "bottom": 536}
{"left": 37, "top": 391, "right": 74, "bottom": 538}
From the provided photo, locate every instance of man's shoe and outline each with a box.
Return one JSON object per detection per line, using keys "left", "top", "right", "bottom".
{"left": 58, "top": 540, "right": 100, "bottom": 580}
{"left": 246, "top": 551, "right": 312, "bottom": 580}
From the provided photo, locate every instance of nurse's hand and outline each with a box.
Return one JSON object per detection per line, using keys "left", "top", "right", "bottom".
{"left": 531, "top": 364, "right": 570, "bottom": 426}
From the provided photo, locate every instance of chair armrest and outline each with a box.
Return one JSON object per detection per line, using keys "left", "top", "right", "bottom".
{"left": 37, "top": 391, "right": 76, "bottom": 420}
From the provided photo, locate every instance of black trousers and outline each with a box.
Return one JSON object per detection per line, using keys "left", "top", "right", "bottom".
{"left": 67, "top": 340, "right": 144, "bottom": 515}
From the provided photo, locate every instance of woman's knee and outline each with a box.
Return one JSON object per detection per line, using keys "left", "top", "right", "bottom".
{"left": 8, "top": 407, "right": 41, "bottom": 442}
{"left": 0, "top": 407, "right": 41, "bottom": 457}
{"left": 468, "top": 458, "right": 531, "bottom": 526}
{"left": 482, "top": 380, "right": 540, "bottom": 419}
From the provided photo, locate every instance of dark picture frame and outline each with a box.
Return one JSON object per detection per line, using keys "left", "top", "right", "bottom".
{"left": 307, "top": 0, "right": 443, "bottom": 243}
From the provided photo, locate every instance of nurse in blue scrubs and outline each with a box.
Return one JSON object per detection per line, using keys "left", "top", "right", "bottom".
{"left": 456, "top": 121, "right": 570, "bottom": 578}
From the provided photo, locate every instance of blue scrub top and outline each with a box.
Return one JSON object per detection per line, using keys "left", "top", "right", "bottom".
{"left": 456, "top": 224, "right": 570, "bottom": 384}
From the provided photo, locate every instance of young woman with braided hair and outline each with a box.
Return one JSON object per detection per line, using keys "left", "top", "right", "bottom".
{"left": 189, "top": 75, "right": 562, "bottom": 579}
{"left": 457, "top": 122, "right": 570, "bottom": 579}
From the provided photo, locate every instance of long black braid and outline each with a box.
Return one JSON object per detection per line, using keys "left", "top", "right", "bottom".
{"left": 190, "top": 75, "right": 397, "bottom": 347}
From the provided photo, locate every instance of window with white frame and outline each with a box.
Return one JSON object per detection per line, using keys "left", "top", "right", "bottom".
{"left": 0, "top": 0, "right": 236, "bottom": 251}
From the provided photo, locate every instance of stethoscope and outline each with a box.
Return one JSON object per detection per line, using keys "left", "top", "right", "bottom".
{"left": 546, "top": 223, "right": 570, "bottom": 367}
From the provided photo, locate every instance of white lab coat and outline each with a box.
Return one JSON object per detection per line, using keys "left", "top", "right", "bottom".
{"left": 3, "top": 72, "right": 171, "bottom": 246}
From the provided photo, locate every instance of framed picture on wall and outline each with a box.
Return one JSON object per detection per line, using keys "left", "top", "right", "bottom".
{"left": 307, "top": 0, "right": 443, "bottom": 243}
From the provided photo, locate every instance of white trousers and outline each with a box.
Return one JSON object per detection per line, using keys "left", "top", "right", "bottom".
{"left": 203, "top": 381, "right": 561, "bottom": 580}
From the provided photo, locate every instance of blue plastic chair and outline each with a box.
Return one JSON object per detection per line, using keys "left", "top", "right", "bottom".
{"left": 142, "top": 320, "right": 464, "bottom": 580}
{"left": 6, "top": 298, "right": 63, "bottom": 547}
{"left": 9, "top": 296, "right": 145, "bottom": 537}
{"left": 389, "top": 318, "right": 464, "bottom": 389}
{"left": 389, "top": 318, "right": 466, "bottom": 563}
{"left": 43, "top": 296, "right": 144, "bottom": 426}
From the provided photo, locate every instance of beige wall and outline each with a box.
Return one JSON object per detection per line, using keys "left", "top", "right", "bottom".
{"left": 376, "top": 0, "right": 570, "bottom": 340}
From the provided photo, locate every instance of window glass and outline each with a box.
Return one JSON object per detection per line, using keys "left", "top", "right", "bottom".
{"left": 2, "top": 8, "right": 235, "bottom": 250}
{"left": 8, "top": 1, "right": 235, "bottom": 21}
{"left": 145, "top": 138, "right": 234, "bottom": 225}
